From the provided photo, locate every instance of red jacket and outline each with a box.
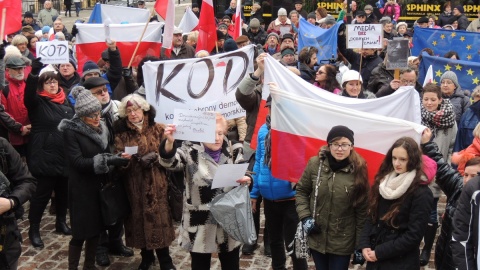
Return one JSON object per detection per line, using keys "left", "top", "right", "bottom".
{"left": 2, "top": 73, "right": 30, "bottom": 146}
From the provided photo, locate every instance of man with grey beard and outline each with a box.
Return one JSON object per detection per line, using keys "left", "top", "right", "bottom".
{"left": 1, "top": 56, "right": 32, "bottom": 156}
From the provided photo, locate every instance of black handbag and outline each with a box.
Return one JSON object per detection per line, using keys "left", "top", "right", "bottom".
{"left": 99, "top": 179, "right": 131, "bottom": 226}
{"left": 167, "top": 172, "right": 183, "bottom": 222}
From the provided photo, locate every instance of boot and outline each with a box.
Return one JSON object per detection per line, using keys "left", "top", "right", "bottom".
{"left": 264, "top": 224, "right": 271, "bottom": 257}
{"left": 156, "top": 247, "right": 176, "bottom": 270}
{"left": 138, "top": 249, "right": 156, "bottom": 270}
{"left": 56, "top": 217, "right": 72, "bottom": 235}
{"left": 83, "top": 237, "right": 99, "bottom": 270}
{"left": 68, "top": 244, "right": 83, "bottom": 270}
{"left": 28, "top": 223, "right": 44, "bottom": 248}
{"left": 420, "top": 223, "right": 438, "bottom": 266}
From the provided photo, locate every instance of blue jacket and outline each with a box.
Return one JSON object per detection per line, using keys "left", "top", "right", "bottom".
{"left": 250, "top": 124, "right": 296, "bottom": 200}
{"left": 454, "top": 100, "right": 480, "bottom": 152}
{"left": 67, "top": 73, "right": 113, "bottom": 106}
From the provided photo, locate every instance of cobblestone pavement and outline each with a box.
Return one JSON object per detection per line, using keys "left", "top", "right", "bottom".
{"left": 16, "top": 202, "right": 436, "bottom": 270}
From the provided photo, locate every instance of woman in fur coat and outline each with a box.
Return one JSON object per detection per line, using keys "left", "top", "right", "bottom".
{"left": 113, "top": 94, "right": 176, "bottom": 270}
{"left": 59, "top": 86, "right": 129, "bottom": 270}
{"left": 159, "top": 113, "right": 251, "bottom": 270}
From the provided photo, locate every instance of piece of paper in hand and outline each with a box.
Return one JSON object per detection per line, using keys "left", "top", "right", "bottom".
{"left": 211, "top": 163, "right": 249, "bottom": 189}
{"left": 125, "top": 146, "right": 138, "bottom": 155}
{"left": 173, "top": 109, "right": 216, "bottom": 143}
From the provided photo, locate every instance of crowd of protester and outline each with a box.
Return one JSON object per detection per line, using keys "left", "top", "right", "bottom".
{"left": 1, "top": 0, "right": 480, "bottom": 269}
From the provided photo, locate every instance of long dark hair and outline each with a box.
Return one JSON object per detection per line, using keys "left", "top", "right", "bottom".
{"left": 368, "top": 137, "right": 423, "bottom": 228}
{"left": 320, "top": 143, "right": 369, "bottom": 208}
{"left": 316, "top": 64, "right": 341, "bottom": 93}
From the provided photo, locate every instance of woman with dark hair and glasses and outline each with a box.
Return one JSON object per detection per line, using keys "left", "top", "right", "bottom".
{"left": 24, "top": 61, "right": 75, "bottom": 249}
{"left": 313, "top": 64, "right": 341, "bottom": 94}
{"left": 296, "top": 126, "right": 369, "bottom": 269}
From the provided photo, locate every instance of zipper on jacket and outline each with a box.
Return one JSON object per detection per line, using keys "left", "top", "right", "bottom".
{"left": 344, "top": 185, "right": 349, "bottom": 197}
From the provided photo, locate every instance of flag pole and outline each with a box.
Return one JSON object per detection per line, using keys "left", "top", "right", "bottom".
{"left": 358, "top": 42, "right": 363, "bottom": 82}
{"left": 0, "top": 8, "right": 7, "bottom": 41}
{"left": 127, "top": 9, "right": 154, "bottom": 69}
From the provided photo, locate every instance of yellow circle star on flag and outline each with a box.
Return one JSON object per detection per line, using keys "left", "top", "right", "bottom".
{"left": 440, "top": 34, "right": 446, "bottom": 39}
{"left": 456, "top": 64, "right": 462, "bottom": 70}
{"left": 467, "top": 45, "right": 472, "bottom": 50}
{"left": 435, "top": 70, "right": 443, "bottom": 77}
{"left": 444, "top": 64, "right": 452, "bottom": 71}
{"left": 432, "top": 40, "right": 437, "bottom": 46}
{"left": 451, "top": 32, "right": 457, "bottom": 37}
{"left": 432, "top": 79, "right": 438, "bottom": 84}
{"left": 467, "top": 55, "right": 473, "bottom": 60}
{"left": 467, "top": 68, "right": 475, "bottom": 75}
{"left": 473, "top": 77, "right": 480, "bottom": 85}
{"left": 460, "top": 36, "right": 466, "bottom": 41}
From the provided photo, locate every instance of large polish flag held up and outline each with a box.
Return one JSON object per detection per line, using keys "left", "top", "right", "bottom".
{"left": 178, "top": 7, "right": 199, "bottom": 33}
{"left": 88, "top": 4, "right": 151, "bottom": 24}
{"left": 195, "top": 0, "right": 217, "bottom": 53}
{"left": 75, "top": 22, "right": 164, "bottom": 72}
{"left": 269, "top": 89, "right": 426, "bottom": 184}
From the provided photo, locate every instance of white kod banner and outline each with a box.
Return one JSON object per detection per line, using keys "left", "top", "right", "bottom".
{"left": 143, "top": 45, "right": 255, "bottom": 123}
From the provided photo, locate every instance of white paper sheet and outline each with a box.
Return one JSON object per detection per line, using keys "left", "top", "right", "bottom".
{"left": 173, "top": 109, "right": 216, "bottom": 143}
{"left": 211, "top": 163, "right": 249, "bottom": 189}
{"left": 124, "top": 146, "right": 138, "bottom": 155}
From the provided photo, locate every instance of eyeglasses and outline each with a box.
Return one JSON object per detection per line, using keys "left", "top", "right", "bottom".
{"left": 401, "top": 80, "right": 416, "bottom": 86}
{"left": 329, "top": 143, "right": 352, "bottom": 150}
{"left": 91, "top": 87, "right": 108, "bottom": 95}
{"left": 44, "top": 80, "right": 58, "bottom": 85}
{"left": 85, "top": 112, "right": 101, "bottom": 119}
{"left": 126, "top": 107, "right": 141, "bottom": 115}
{"left": 316, "top": 70, "right": 325, "bottom": 75}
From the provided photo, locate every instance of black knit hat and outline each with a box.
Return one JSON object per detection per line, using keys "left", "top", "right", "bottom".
{"left": 83, "top": 77, "right": 109, "bottom": 90}
{"left": 327, "top": 125, "right": 354, "bottom": 144}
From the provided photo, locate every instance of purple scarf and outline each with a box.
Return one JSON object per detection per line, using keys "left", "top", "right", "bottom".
{"left": 204, "top": 146, "right": 222, "bottom": 163}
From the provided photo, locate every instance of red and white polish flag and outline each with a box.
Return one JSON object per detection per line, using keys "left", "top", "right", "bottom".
{"left": 75, "top": 22, "right": 164, "bottom": 72}
{"left": 269, "top": 90, "right": 426, "bottom": 184}
{"left": 195, "top": 0, "right": 217, "bottom": 53}
{"left": 178, "top": 7, "right": 199, "bottom": 33}
{"left": 232, "top": 0, "right": 242, "bottom": 40}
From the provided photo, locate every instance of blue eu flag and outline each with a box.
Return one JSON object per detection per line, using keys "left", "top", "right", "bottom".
{"left": 419, "top": 52, "right": 480, "bottom": 92}
{"left": 298, "top": 18, "right": 342, "bottom": 63}
{"left": 412, "top": 27, "right": 480, "bottom": 62}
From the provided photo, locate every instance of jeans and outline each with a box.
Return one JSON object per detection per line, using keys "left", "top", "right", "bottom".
{"left": 190, "top": 247, "right": 240, "bottom": 270}
{"left": 28, "top": 176, "right": 68, "bottom": 224}
{"left": 428, "top": 197, "right": 440, "bottom": 224}
{"left": 74, "top": 2, "right": 81, "bottom": 15}
{"left": 264, "top": 199, "right": 308, "bottom": 270}
{"left": 311, "top": 250, "right": 351, "bottom": 270}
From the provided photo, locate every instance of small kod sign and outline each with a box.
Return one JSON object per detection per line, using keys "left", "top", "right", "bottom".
{"left": 36, "top": 40, "right": 70, "bottom": 65}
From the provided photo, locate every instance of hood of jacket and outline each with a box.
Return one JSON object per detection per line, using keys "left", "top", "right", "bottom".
{"left": 58, "top": 117, "right": 109, "bottom": 150}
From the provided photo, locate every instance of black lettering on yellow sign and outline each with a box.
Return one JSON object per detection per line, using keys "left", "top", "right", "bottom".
{"left": 406, "top": 4, "right": 441, "bottom": 12}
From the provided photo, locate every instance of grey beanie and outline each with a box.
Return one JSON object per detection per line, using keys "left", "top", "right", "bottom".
{"left": 70, "top": 86, "right": 102, "bottom": 117}
{"left": 440, "top": 71, "right": 460, "bottom": 89}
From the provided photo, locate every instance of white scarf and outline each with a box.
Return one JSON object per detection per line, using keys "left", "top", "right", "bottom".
{"left": 379, "top": 170, "right": 417, "bottom": 200}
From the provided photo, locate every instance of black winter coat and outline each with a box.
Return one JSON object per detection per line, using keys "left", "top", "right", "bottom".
{"left": 452, "top": 176, "right": 480, "bottom": 270}
{"left": 247, "top": 28, "right": 267, "bottom": 46}
{"left": 367, "top": 62, "right": 393, "bottom": 94}
{"left": 299, "top": 63, "right": 316, "bottom": 83}
{"left": 444, "top": 87, "right": 470, "bottom": 124}
{"left": 24, "top": 75, "right": 74, "bottom": 177}
{"left": 422, "top": 141, "right": 463, "bottom": 270}
{"left": 58, "top": 118, "right": 110, "bottom": 239}
{"left": 438, "top": 12, "right": 454, "bottom": 27}
{"left": 359, "top": 184, "right": 433, "bottom": 270}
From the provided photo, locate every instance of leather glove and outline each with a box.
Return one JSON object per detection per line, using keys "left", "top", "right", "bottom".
{"left": 139, "top": 152, "right": 158, "bottom": 169}
{"left": 71, "top": 24, "right": 78, "bottom": 37}
{"left": 122, "top": 67, "right": 132, "bottom": 77}
{"left": 106, "top": 155, "right": 129, "bottom": 167}
{"left": 352, "top": 249, "right": 366, "bottom": 265}
{"left": 0, "top": 44, "right": 5, "bottom": 60}
{"left": 31, "top": 58, "right": 44, "bottom": 75}
{"left": 302, "top": 217, "right": 321, "bottom": 235}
